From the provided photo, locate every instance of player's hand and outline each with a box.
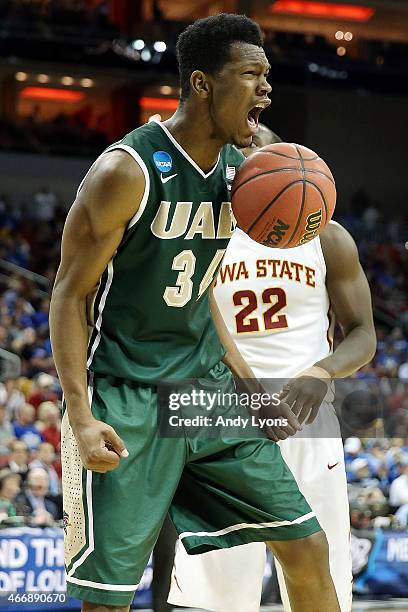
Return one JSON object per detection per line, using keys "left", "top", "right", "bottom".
{"left": 235, "top": 378, "right": 301, "bottom": 441}
{"left": 258, "top": 398, "right": 301, "bottom": 441}
{"left": 72, "top": 417, "right": 129, "bottom": 473}
{"left": 279, "top": 365, "right": 331, "bottom": 425}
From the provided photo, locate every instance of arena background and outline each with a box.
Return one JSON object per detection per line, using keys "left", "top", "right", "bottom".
{"left": 0, "top": 1, "right": 407, "bottom": 610}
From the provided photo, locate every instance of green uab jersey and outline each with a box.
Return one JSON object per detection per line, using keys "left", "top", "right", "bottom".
{"left": 86, "top": 120, "right": 244, "bottom": 382}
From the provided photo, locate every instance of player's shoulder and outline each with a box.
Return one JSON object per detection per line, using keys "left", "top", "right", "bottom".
{"left": 88, "top": 148, "right": 145, "bottom": 189}
{"left": 86, "top": 123, "right": 161, "bottom": 187}
{"left": 320, "top": 221, "right": 360, "bottom": 271}
{"left": 320, "top": 220, "right": 357, "bottom": 250}
{"left": 75, "top": 148, "right": 145, "bottom": 234}
{"left": 119, "top": 121, "right": 162, "bottom": 153}
{"left": 77, "top": 143, "right": 146, "bottom": 214}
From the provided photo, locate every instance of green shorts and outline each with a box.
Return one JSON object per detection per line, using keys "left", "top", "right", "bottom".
{"left": 62, "top": 362, "right": 320, "bottom": 606}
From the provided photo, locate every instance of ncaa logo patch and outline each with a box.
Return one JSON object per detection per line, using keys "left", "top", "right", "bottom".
{"left": 153, "top": 151, "right": 173, "bottom": 173}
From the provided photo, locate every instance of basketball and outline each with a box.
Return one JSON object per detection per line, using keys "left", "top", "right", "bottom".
{"left": 231, "top": 143, "right": 336, "bottom": 248}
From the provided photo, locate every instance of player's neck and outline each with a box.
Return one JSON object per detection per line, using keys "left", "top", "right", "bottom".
{"left": 162, "top": 106, "right": 224, "bottom": 174}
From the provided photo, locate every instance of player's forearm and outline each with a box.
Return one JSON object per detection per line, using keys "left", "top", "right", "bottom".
{"left": 221, "top": 338, "right": 255, "bottom": 379}
{"left": 49, "top": 287, "right": 93, "bottom": 428}
{"left": 209, "top": 287, "right": 255, "bottom": 379}
{"left": 315, "top": 325, "right": 376, "bottom": 378}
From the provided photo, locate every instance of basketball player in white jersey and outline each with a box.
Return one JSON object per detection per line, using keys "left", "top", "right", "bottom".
{"left": 168, "top": 126, "right": 376, "bottom": 612}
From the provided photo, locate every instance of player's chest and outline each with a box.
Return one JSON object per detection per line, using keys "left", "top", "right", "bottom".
{"left": 215, "top": 250, "right": 326, "bottom": 305}
{"left": 150, "top": 195, "right": 235, "bottom": 241}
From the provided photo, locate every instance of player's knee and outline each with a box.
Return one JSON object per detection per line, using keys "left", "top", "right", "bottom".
{"left": 82, "top": 602, "right": 130, "bottom": 612}
{"left": 271, "top": 531, "right": 331, "bottom": 583}
{"left": 300, "top": 531, "right": 330, "bottom": 576}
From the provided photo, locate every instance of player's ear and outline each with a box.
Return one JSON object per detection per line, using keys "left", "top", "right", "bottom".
{"left": 190, "top": 70, "right": 210, "bottom": 99}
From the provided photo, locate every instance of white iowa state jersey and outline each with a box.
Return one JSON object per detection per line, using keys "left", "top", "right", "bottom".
{"left": 214, "top": 227, "right": 334, "bottom": 378}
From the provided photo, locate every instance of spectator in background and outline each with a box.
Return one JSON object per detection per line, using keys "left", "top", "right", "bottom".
{"left": 390, "top": 327, "right": 408, "bottom": 354}
{"left": 36, "top": 401, "right": 61, "bottom": 452}
{"left": 17, "top": 467, "right": 58, "bottom": 526}
{"left": 11, "top": 327, "right": 37, "bottom": 361}
{"left": 386, "top": 441, "right": 408, "bottom": 481}
{"left": 354, "top": 486, "right": 387, "bottom": 516}
{"left": 7, "top": 439, "right": 29, "bottom": 483}
{"left": 0, "top": 469, "right": 23, "bottom": 527}
{"left": 16, "top": 377, "right": 34, "bottom": 401}
{"left": 0, "top": 378, "right": 25, "bottom": 419}
{"left": 348, "top": 458, "right": 377, "bottom": 487}
{"left": 395, "top": 503, "right": 408, "bottom": 528}
{"left": 350, "top": 508, "right": 372, "bottom": 530}
{"left": 27, "top": 373, "right": 57, "bottom": 410}
{"left": 12, "top": 403, "right": 43, "bottom": 450}
{"left": 344, "top": 437, "right": 362, "bottom": 473}
{"left": 0, "top": 325, "right": 9, "bottom": 349}
{"left": 389, "top": 462, "right": 408, "bottom": 509}
{"left": 31, "top": 297, "right": 50, "bottom": 332}
{"left": 32, "top": 187, "right": 58, "bottom": 222}
{"left": 398, "top": 359, "right": 408, "bottom": 380}
{"left": 26, "top": 347, "right": 54, "bottom": 379}
{"left": 364, "top": 440, "right": 386, "bottom": 472}
{"left": 30, "top": 442, "right": 60, "bottom": 496}
{"left": 361, "top": 204, "right": 380, "bottom": 234}
{"left": 0, "top": 403, "right": 14, "bottom": 455}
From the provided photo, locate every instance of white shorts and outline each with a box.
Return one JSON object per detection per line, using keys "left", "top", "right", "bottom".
{"left": 168, "top": 404, "right": 352, "bottom": 612}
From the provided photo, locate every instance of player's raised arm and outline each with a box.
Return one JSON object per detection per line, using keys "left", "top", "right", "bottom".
{"left": 49, "top": 150, "right": 145, "bottom": 472}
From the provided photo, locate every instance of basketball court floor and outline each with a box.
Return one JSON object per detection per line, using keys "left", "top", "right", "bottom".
{"left": 259, "top": 603, "right": 408, "bottom": 611}
{"left": 138, "top": 603, "right": 408, "bottom": 611}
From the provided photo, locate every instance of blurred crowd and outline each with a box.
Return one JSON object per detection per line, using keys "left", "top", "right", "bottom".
{"left": 346, "top": 437, "right": 408, "bottom": 530}
{"left": 4, "top": 0, "right": 406, "bottom": 70}
{"left": 0, "top": 374, "right": 63, "bottom": 528}
{"left": 0, "top": 184, "right": 406, "bottom": 530}
{"left": 0, "top": 0, "right": 115, "bottom": 34}
{"left": 0, "top": 114, "right": 109, "bottom": 157}
{"left": 337, "top": 191, "right": 408, "bottom": 365}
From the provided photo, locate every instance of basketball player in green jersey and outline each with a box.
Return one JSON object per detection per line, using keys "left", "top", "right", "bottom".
{"left": 50, "top": 13, "right": 340, "bottom": 612}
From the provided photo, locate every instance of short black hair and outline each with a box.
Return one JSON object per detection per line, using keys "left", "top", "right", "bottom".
{"left": 177, "top": 13, "right": 263, "bottom": 101}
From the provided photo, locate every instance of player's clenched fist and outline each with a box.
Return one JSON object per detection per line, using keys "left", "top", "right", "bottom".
{"left": 72, "top": 417, "right": 129, "bottom": 473}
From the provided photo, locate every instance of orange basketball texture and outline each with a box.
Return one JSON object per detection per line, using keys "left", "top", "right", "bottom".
{"left": 231, "top": 143, "right": 336, "bottom": 248}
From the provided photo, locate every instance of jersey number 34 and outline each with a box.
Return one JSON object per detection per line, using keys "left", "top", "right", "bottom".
{"left": 163, "top": 249, "right": 225, "bottom": 307}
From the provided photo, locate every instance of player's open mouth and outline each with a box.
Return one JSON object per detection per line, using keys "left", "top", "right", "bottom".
{"left": 247, "top": 102, "right": 270, "bottom": 133}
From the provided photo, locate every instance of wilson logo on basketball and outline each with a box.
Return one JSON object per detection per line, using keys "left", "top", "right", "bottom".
{"left": 231, "top": 143, "right": 336, "bottom": 248}
{"left": 263, "top": 219, "right": 290, "bottom": 247}
{"left": 297, "top": 209, "right": 323, "bottom": 246}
